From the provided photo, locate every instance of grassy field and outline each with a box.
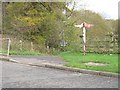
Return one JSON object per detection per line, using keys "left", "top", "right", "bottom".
{"left": 59, "top": 52, "right": 119, "bottom": 73}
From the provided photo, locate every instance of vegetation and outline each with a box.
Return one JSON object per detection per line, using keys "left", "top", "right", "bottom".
{"left": 1, "top": 2, "right": 119, "bottom": 73}
{"left": 2, "top": 2, "right": 71, "bottom": 47}
{"left": 2, "top": 2, "right": 118, "bottom": 53}
{"left": 9, "top": 51, "right": 43, "bottom": 56}
{"left": 59, "top": 52, "right": 119, "bottom": 73}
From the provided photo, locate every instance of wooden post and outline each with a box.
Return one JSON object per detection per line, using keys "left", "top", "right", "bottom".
{"left": 31, "top": 42, "right": 33, "bottom": 51}
{"left": 83, "top": 26, "right": 86, "bottom": 55}
{"left": 20, "top": 40, "right": 22, "bottom": 51}
{"left": 75, "top": 22, "right": 93, "bottom": 55}
{"left": 7, "top": 38, "right": 11, "bottom": 56}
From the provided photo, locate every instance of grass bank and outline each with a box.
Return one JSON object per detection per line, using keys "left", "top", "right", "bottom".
{"left": 59, "top": 52, "right": 119, "bottom": 73}
{"left": 0, "top": 51, "right": 45, "bottom": 56}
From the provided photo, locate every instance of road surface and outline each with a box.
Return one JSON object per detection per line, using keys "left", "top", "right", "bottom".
{"left": 1, "top": 61, "right": 118, "bottom": 88}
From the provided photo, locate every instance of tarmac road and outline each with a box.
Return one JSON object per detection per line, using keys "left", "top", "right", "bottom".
{"left": 10, "top": 56, "right": 66, "bottom": 65}
{"left": 1, "top": 61, "right": 118, "bottom": 88}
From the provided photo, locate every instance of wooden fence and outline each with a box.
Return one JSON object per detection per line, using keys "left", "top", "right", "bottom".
{"left": 78, "top": 33, "right": 119, "bottom": 53}
{"left": 79, "top": 40, "right": 119, "bottom": 53}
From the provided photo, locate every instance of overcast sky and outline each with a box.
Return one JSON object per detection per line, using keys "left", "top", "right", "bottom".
{"left": 1, "top": 0, "right": 119, "bottom": 19}
{"left": 73, "top": 0, "right": 119, "bottom": 20}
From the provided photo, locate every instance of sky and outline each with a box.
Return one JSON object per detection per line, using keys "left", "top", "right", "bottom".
{"left": 1, "top": 0, "right": 119, "bottom": 19}
{"left": 72, "top": 0, "right": 119, "bottom": 20}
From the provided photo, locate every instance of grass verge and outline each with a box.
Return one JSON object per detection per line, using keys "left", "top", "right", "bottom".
{"left": 0, "top": 51, "right": 46, "bottom": 56}
{"left": 59, "top": 51, "right": 119, "bottom": 73}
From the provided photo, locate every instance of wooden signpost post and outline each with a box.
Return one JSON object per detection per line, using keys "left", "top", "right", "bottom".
{"left": 75, "top": 22, "right": 94, "bottom": 55}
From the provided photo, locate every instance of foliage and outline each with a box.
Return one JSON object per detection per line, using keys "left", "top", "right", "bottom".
{"left": 2, "top": 2, "right": 118, "bottom": 53}
{"left": 3, "top": 2, "right": 66, "bottom": 49}
{"left": 9, "top": 51, "right": 43, "bottom": 56}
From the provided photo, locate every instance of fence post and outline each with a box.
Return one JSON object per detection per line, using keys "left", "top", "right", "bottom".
{"left": 7, "top": 38, "right": 11, "bottom": 56}
{"left": 20, "top": 40, "right": 22, "bottom": 51}
{"left": 31, "top": 42, "right": 34, "bottom": 51}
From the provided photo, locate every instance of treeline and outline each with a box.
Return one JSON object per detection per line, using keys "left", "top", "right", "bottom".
{"left": 2, "top": 2, "right": 118, "bottom": 53}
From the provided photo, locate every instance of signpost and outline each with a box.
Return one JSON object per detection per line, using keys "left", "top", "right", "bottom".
{"left": 75, "top": 22, "right": 94, "bottom": 55}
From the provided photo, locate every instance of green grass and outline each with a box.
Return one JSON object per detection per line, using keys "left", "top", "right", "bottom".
{"left": 59, "top": 51, "right": 119, "bottom": 73}
{"left": 0, "top": 51, "right": 45, "bottom": 56}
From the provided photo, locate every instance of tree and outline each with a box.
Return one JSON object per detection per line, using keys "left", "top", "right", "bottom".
{"left": 2, "top": 2, "right": 67, "bottom": 49}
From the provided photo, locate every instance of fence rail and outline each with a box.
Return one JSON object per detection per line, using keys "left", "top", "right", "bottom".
{"left": 1, "top": 37, "right": 119, "bottom": 54}
{"left": 80, "top": 40, "right": 119, "bottom": 53}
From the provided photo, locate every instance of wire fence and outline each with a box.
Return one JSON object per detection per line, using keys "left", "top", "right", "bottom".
{"left": 0, "top": 38, "right": 48, "bottom": 55}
